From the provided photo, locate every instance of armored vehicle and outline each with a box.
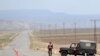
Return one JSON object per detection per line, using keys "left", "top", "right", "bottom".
{"left": 59, "top": 40, "right": 96, "bottom": 56}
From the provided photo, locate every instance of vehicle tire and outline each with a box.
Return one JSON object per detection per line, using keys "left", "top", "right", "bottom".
{"left": 87, "top": 54, "right": 95, "bottom": 56}
{"left": 86, "top": 53, "right": 88, "bottom": 56}
{"left": 60, "top": 51, "right": 68, "bottom": 56}
{"left": 82, "top": 54, "right": 85, "bottom": 56}
{"left": 89, "top": 55, "right": 95, "bottom": 56}
{"left": 61, "top": 54, "right": 67, "bottom": 56}
{"left": 61, "top": 53, "right": 67, "bottom": 56}
{"left": 74, "top": 55, "right": 77, "bottom": 56}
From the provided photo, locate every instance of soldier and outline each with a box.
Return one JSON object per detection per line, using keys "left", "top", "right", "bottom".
{"left": 48, "top": 42, "right": 53, "bottom": 56}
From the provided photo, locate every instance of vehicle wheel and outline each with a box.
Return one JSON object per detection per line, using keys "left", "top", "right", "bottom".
{"left": 82, "top": 54, "right": 85, "bottom": 56}
{"left": 61, "top": 54, "right": 67, "bottom": 56}
{"left": 61, "top": 53, "right": 67, "bottom": 56}
{"left": 89, "top": 55, "right": 95, "bottom": 56}
{"left": 74, "top": 55, "right": 77, "bottom": 56}
{"left": 86, "top": 53, "right": 88, "bottom": 56}
{"left": 87, "top": 54, "right": 95, "bottom": 56}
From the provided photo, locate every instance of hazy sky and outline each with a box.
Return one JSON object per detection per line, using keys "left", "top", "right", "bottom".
{"left": 0, "top": 0, "right": 100, "bottom": 15}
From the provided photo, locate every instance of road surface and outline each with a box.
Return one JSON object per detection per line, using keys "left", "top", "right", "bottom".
{"left": 0, "top": 31, "right": 48, "bottom": 56}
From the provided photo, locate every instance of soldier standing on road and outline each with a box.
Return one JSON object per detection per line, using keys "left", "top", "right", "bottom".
{"left": 48, "top": 42, "right": 53, "bottom": 56}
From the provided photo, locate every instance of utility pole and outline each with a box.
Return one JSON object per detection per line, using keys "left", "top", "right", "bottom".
{"left": 74, "top": 23, "right": 77, "bottom": 43}
{"left": 33, "top": 24, "right": 36, "bottom": 34}
{"left": 91, "top": 19, "right": 98, "bottom": 43}
{"left": 48, "top": 24, "right": 51, "bottom": 35}
{"left": 55, "top": 24, "right": 57, "bottom": 36}
{"left": 91, "top": 19, "right": 100, "bottom": 52}
{"left": 94, "top": 20, "right": 96, "bottom": 42}
{"left": 63, "top": 22, "right": 65, "bottom": 35}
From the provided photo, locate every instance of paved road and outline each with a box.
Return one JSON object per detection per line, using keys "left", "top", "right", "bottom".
{"left": 0, "top": 31, "right": 48, "bottom": 56}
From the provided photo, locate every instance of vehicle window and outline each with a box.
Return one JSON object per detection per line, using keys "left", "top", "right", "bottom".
{"left": 71, "top": 44, "right": 77, "bottom": 47}
{"left": 86, "top": 43, "right": 91, "bottom": 47}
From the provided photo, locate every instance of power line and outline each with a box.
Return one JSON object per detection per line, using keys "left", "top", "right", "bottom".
{"left": 91, "top": 19, "right": 100, "bottom": 42}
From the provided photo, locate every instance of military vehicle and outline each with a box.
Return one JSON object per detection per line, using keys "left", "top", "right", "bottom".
{"left": 59, "top": 40, "right": 96, "bottom": 56}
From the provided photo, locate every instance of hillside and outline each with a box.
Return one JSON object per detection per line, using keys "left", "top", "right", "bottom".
{"left": 0, "top": 10, "right": 100, "bottom": 26}
{"left": 0, "top": 19, "right": 30, "bottom": 31}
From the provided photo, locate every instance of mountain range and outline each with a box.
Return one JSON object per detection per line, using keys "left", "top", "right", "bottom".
{"left": 0, "top": 10, "right": 100, "bottom": 31}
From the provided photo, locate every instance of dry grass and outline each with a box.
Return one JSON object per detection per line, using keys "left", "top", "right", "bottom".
{"left": 0, "top": 31, "right": 18, "bottom": 49}
{"left": 32, "top": 33, "right": 100, "bottom": 45}
{"left": 30, "top": 28, "right": 100, "bottom": 56}
{"left": 29, "top": 32, "right": 60, "bottom": 56}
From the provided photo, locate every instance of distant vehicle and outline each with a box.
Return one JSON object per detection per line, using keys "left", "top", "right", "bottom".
{"left": 59, "top": 40, "right": 96, "bottom": 56}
